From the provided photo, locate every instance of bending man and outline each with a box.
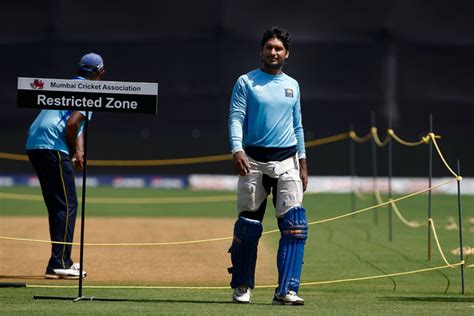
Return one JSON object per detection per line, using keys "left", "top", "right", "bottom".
{"left": 26, "top": 53, "right": 105, "bottom": 279}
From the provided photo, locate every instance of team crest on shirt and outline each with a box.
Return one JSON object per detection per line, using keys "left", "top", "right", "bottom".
{"left": 285, "top": 88, "right": 293, "bottom": 97}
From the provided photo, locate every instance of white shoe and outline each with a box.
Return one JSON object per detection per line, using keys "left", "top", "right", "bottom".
{"left": 233, "top": 286, "right": 251, "bottom": 303}
{"left": 272, "top": 290, "right": 304, "bottom": 305}
{"left": 45, "top": 263, "right": 87, "bottom": 280}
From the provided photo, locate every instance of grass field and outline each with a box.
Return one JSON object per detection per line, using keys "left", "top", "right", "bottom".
{"left": 1, "top": 186, "right": 473, "bottom": 315}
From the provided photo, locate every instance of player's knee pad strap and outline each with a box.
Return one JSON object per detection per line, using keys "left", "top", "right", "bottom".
{"left": 277, "top": 206, "right": 308, "bottom": 296}
{"left": 228, "top": 216, "right": 263, "bottom": 289}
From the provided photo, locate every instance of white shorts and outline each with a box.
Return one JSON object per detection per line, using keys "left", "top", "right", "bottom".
{"left": 237, "top": 155, "right": 303, "bottom": 217}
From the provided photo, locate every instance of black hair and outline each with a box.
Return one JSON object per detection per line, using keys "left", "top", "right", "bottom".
{"left": 261, "top": 27, "right": 291, "bottom": 50}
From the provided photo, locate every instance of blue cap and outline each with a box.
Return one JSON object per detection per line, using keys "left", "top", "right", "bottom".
{"left": 78, "top": 52, "right": 104, "bottom": 74}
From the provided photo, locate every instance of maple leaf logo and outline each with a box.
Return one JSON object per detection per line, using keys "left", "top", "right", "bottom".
{"left": 30, "top": 79, "right": 44, "bottom": 90}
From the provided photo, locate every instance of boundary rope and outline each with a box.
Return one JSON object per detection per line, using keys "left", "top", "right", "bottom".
{"left": 89, "top": 154, "right": 231, "bottom": 167}
{"left": 0, "top": 130, "right": 468, "bottom": 289}
{"left": 374, "top": 188, "right": 425, "bottom": 229}
{"left": 305, "top": 179, "right": 457, "bottom": 226}
{"left": 387, "top": 129, "right": 430, "bottom": 146}
{"left": 0, "top": 133, "right": 350, "bottom": 167}
{"left": 374, "top": 187, "right": 386, "bottom": 206}
{"left": 0, "top": 153, "right": 29, "bottom": 162}
{"left": 429, "top": 218, "right": 457, "bottom": 267}
{"left": 0, "top": 179, "right": 456, "bottom": 247}
{"left": 24, "top": 262, "right": 464, "bottom": 290}
{"left": 0, "top": 192, "right": 236, "bottom": 204}
{"left": 430, "top": 133, "right": 460, "bottom": 178}
{"left": 18, "top": 216, "right": 469, "bottom": 290}
{"left": 298, "top": 262, "right": 465, "bottom": 287}
{"left": 371, "top": 127, "right": 390, "bottom": 147}
{"left": 304, "top": 132, "right": 349, "bottom": 147}
{"left": 390, "top": 200, "right": 425, "bottom": 228}
{"left": 352, "top": 183, "right": 368, "bottom": 200}
{"left": 0, "top": 129, "right": 444, "bottom": 166}
{"left": 349, "top": 131, "right": 372, "bottom": 143}
{"left": 350, "top": 128, "right": 432, "bottom": 147}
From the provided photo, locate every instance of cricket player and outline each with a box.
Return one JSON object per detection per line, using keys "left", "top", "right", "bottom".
{"left": 26, "top": 53, "right": 105, "bottom": 279}
{"left": 228, "top": 27, "right": 308, "bottom": 305}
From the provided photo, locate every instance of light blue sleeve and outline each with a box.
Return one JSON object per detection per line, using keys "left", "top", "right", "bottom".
{"left": 293, "top": 83, "right": 306, "bottom": 158}
{"left": 228, "top": 77, "right": 248, "bottom": 153}
{"left": 79, "top": 111, "right": 93, "bottom": 120}
{"left": 77, "top": 111, "right": 93, "bottom": 136}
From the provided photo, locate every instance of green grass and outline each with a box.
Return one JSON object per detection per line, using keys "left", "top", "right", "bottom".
{"left": 1, "top": 187, "right": 473, "bottom": 315}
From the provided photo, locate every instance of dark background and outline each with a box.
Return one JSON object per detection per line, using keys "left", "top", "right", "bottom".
{"left": 1, "top": 0, "right": 472, "bottom": 177}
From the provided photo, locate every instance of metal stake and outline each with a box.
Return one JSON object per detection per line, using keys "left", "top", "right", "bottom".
{"left": 350, "top": 123, "right": 356, "bottom": 214}
{"left": 428, "top": 114, "right": 433, "bottom": 260}
{"left": 456, "top": 160, "right": 465, "bottom": 295}
{"left": 388, "top": 114, "right": 393, "bottom": 241}
{"left": 371, "top": 112, "right": 378, "bottom": 225}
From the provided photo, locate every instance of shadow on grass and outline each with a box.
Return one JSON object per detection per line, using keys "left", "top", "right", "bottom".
{"left": 378, "top": 297, "right": 474, "bottom": 302}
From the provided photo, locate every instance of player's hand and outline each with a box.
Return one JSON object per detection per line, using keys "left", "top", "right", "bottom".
{"left": 233, "top": 151, "right": 250, "bottom": 176}
{"left": 72, "top": 150, "right": 84, "bottom": 171}
{"left": 299, "top": 159, "right": 308, "bottom": 192}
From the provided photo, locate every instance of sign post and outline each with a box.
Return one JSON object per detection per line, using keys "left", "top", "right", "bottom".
{"left": 18, "top": 77, "right": 158, "bottom": 301}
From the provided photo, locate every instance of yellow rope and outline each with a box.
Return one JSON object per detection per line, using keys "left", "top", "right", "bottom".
{"left": 430, "top": 133, "right": 460, "bottom": 179}
{"left": 390, "top": 199, "right": 425, "bottom": 228}
{"left": 387, "top": 129, "right": 430, "bottom": 146}
{"left": 0, "top": 235, "right": 234, "bottom": 247}
{"left": 0, "top": 152, "right": 29, "bottom": 161}
{"left": 466, "top": 255, "right": 474, "bottom": 269}
{"left": 0, "top": 133, "right": 349, "bottom": 166}
{"left": 349, "top": 131, "right": 372, "bottom": 143}
{"left": 0, "top": 130, "right": 452, "bottom": 167}
{"left": 0, "top": 152, "right": 234, "bottom": 166}
{"left": 25, "top": 262, "right": 464, "bottom": 290}
{"left": 298, "top": 262, "right": 464, "bottom": 286}
{"left": 0, "top": 192, "right": 236, "bottom": 204}
{"left": 429, "top": 218, "right": 457, "bottom": 267}
{"left": 0, "top": 130, "right": 448, "bottom": 167}
{"left": 0, "top": 192, "right": 43, "bottom": 201}
{"left": 27, "top": 284, "right": 231, "bottom": 290}
{"left": 304, "top": 132, "right": 349, "bottom": 147}
{"left": 0, "top": 179, "right": 456, "bottom": 246}
{"left": 374, "top": 187, "right": 386, "bottom": 206}
{"left": 371, "top": 127, "right": 390, "bottom": 147}
{"left": 353, "top": 184, "right": 368, "bottom": 200}
{"left": 89, "top": 154, "right": 231, "bottom": 166}
{"left": 310, "top": 179, "right": 455, "bottom": 225}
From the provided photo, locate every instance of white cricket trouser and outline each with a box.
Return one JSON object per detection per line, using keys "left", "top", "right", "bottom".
{"left": 237, "top": 155, "right": 303, "bottom": 217}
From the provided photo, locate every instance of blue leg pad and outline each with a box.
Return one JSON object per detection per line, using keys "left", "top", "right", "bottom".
{"left": 277, "top": 206, "right": 308, "bottom": 296}
{"left": 229, "top": 216, "right": 263, "bottom": 289}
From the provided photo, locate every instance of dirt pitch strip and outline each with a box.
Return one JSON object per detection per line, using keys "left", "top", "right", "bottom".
{"left": 0, "top": 217, "right": 277, "bottom": 286}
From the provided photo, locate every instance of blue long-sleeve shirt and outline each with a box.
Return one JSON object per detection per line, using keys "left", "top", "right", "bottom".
{"left": 228, "top": 69, "right": 306, "bottom": 159}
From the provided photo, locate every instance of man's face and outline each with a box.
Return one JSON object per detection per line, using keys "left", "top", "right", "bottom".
{"left": 261, "top": 37, "right": 289, "bottom": 70}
